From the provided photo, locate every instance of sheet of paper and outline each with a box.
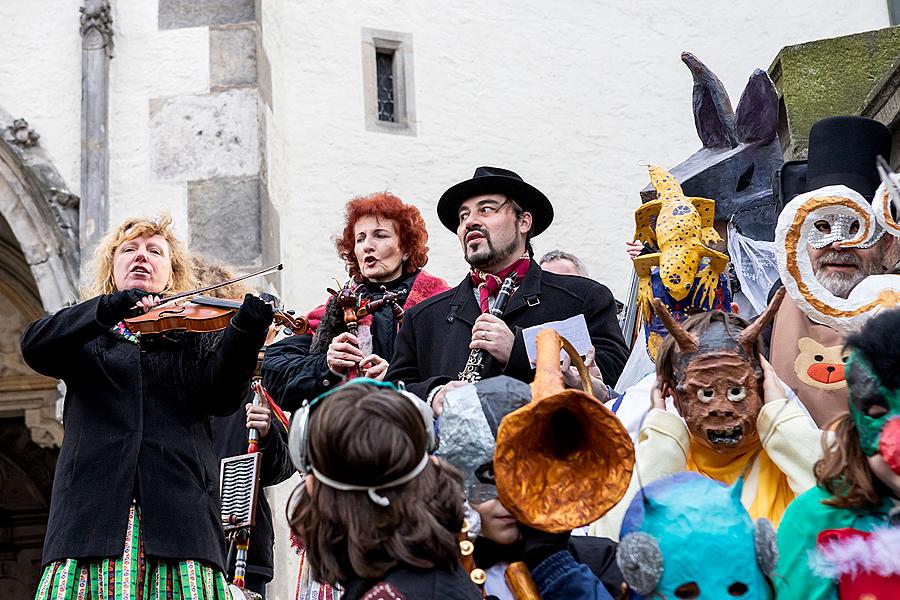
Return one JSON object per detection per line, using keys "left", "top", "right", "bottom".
{"left": 522, "top": 313, "right": 593, "bottom": 367}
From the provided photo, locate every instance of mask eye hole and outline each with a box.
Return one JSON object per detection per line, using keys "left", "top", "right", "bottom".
{"left": 675, "top": 582, "right": 700, "bottom": 599}
{"left": 866, "top": 405, "right": 888, "bottom": 418}
{"left": 697, "top": 388, "right": 715, "bottom": 403}
{"left": 728, "top": 582, "right": 749, "bottom": 596}
{"left": 849, "top": 220, "right": 860, "bottom": 235}
{"left": 814, "top": 220, "right": 831, "bottom": 233}
{"left": 727, "top": 386, "right": 747, "bottom": 402}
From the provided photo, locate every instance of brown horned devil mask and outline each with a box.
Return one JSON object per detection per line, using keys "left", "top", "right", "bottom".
{"left": 654, "top": 289, "right": 785, "bottom": 453}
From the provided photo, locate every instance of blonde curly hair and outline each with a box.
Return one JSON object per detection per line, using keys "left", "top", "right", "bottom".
{"left": 83, "top": 214, "right": 195, "bottom": 299}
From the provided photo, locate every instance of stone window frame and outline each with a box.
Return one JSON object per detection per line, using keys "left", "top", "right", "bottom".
{"left": 361, "top": 28, "right": 417, "bottom": 136}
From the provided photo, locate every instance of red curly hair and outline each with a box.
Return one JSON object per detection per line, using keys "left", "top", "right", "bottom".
{"left": 336, "top": 192, "right": 430, "bottom": 280}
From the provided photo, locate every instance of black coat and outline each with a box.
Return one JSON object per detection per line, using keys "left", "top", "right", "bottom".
{"left": 385, "top": 261, "right": 629, "bottom": 399}
{"left": 210, "top": 394, "right": 294, "bottom": 581}
{"left": 260, "top": 333, "right": 340, "bottom": 411}
{"left": 20, "top": 297, "right": 267, "bottom": 569}
{"left": 341, "top": 564, "right": 482, "bottom": 600}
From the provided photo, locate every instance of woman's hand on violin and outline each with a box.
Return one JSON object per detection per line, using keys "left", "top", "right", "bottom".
{"left": 132, "top": 294, "right": 162, "bottom": 314}
{"left": 360, "top": 354, "right": 389, "bottom": 380}
{"left": 245, "top": 396, "right": 272, "bottom": 438}
{"left": 232, "top": 293, "right": 275, "bottom": 332}
{"left": 326, "top": 332, "right": 364, "bottom": 374}
{"left": 98, "top": 289, "right": 157, "bottom": 325}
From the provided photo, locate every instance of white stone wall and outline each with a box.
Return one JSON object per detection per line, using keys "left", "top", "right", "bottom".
{"left": 263, "top": 0, "right": 889, "bottom": 307}
{"left": 0, "top": 1, "right": 210, "bottom": 246}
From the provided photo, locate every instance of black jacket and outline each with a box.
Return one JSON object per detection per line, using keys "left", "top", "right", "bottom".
{"left": 210, "top": 394, "right": 294, "bottom": 580}
{"left": 385, "top": 261, "right": 629, "bottom": 398}
{"left": 20, "top": 297, "right": 267, "bottom": 569}
{"left": 259, "top": 333, "right": 334, "bottom": 411}
{"left": 342, "top": 564, "right": 482, "bottom": 600}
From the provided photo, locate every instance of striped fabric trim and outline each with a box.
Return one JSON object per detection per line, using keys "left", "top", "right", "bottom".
{"left": 34, "top": 504, "right": 231, "bottom": 600}
{"left": 294, "top": 545, "right": 340, "bottom": 600}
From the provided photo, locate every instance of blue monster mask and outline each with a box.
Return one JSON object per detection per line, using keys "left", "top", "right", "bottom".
{"left": 617, "top": 472, "right": 777, "bottom": 599}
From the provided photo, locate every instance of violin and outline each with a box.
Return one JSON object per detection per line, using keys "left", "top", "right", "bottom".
{"left": 124, "top": 295, "right": 309, "bottom": 336}
{"left": 122, "top": 264, "right": 309, "bottom": 336}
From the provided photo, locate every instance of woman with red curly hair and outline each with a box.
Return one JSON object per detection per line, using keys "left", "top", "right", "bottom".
{"left": 262, "top": 192, "right": 448, "bottom": 409}
{"left": 262, "top": 193, "right": 447, "bottom": 600}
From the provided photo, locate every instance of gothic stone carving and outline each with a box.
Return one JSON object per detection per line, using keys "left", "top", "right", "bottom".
{"left": 80, "top": 0, "right": 114, "bottom": 57}
{"left": 5, "top": 119, "right": 39, "bottom": 148}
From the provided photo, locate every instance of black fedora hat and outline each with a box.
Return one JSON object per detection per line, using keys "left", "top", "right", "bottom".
{"left": 437, "top": 166, "right": 554, "bottom": 235}
{"left": 776, "top": 116, "right": 892, "bottom": 210}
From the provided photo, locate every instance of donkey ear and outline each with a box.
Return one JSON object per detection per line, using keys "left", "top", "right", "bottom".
{"left": 734, "top": 69, "right": 779, "bottom": 145}
{"left": 617, "top": 532, "right": 664, "bottom": 596}
{"left": 682, "top": 52, "right": 737, "bottom": 149}
{"left": 753, "top": 518, "right": 778, "bottom": 575}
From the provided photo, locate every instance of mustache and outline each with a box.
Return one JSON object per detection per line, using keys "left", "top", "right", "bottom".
{"left": 814, "top": 251, "right": 860, "bottom": 268}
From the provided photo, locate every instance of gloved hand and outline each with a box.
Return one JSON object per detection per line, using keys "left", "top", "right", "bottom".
{"left": 98, "top": 289, "right": 155, "bottom": 326}
{"left": 232, "top": 293, "right": 274, "bottom": 332}
{"left": 520, "top": 523, "right": 572, "bottom": 571}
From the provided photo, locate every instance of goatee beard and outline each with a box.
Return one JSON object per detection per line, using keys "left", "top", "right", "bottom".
{"left": 466, "top": 235, "right": 520, "bottom": 271}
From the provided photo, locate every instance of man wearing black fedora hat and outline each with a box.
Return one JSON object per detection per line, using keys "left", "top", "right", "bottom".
{"left": 385, "top": 166, "right": 629, "bottom": 407}
{"left": 771, "top": 116, "right": 899, "bottom": 427}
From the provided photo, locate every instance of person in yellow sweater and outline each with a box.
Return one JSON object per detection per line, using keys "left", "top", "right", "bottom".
{"left": 592, "top": 290, "right": 824, "bottom": 540}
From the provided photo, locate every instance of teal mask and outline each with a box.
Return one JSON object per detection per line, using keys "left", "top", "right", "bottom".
{"left": 846, "top": 353, "right": 900, "bottom": 457}
{"left": 617, "top": 472, "right": 777, "bottom": 600}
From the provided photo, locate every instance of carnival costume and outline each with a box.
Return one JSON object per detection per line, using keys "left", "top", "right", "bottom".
{"left": 592, "top": 292, "right": 823, "bottom": 540}
{"left": 617, "top": 472, "right": 778, "bottom": 600}
{"left": 611, "top": 166, "right": 734, "bottom": 441}
{"left": 775, "top": 309, "right": 900, "bottom": 600}
{"left": 770, "top": 116, "right": 900, "bottom": 427}
{"left": 287, "top": 379, "right": 481, "bottom": 600}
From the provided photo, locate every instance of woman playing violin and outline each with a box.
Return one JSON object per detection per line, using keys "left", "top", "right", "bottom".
{"left": 24, "top": 215, "right": 274, "bottom": 600}
{"left": 262, "top": 192, "right": 448, "bottom": 409}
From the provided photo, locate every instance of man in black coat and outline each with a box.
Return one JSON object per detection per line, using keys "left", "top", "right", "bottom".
{"left": 385, "top": 166, "right": 629, "bottom": 409}
{"left": 211, "top": 391, "right": 294, "bottom": 599}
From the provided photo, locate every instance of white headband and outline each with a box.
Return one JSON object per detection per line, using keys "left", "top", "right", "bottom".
{"left": 310, "top": 453, "right": 430, "bottom": 507}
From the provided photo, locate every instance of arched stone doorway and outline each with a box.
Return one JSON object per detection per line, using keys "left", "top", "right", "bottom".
{"left": 0, "top": 109, "right": 79, "bottom": 598}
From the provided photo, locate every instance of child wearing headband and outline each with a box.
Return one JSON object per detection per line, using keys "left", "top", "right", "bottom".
{"left": 289, "top": 380, "right": 481, "bottom": 600}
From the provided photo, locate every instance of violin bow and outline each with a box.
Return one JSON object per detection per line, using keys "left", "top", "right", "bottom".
{"left": 154, "top": 263, "right": 283, "bottom": 308}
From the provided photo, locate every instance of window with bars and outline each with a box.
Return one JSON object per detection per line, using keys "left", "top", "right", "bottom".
{"left": 362, "top": 29, "right": 416, "bottom": 135}
{"left": 376, "top": 50, "right": 396, "bottom": 122}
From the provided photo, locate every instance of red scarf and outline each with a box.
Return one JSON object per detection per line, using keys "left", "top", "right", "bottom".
{"left": 470, "top": 256, "right": 530, "bottom": 313}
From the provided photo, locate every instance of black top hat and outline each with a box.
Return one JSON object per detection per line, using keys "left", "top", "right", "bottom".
{"left": 437, "top": 166, "right": 554, "bottom": 235}
{"left": 777, "top": 116, "right": 892, "bottom": 208}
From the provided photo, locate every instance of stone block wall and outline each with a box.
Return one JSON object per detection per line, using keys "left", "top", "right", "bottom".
{"left": 152, "top": 0, "right": 276, "bottom": 275}
{"left": 770, "top": 26, "right": 900, "bottom": 160}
